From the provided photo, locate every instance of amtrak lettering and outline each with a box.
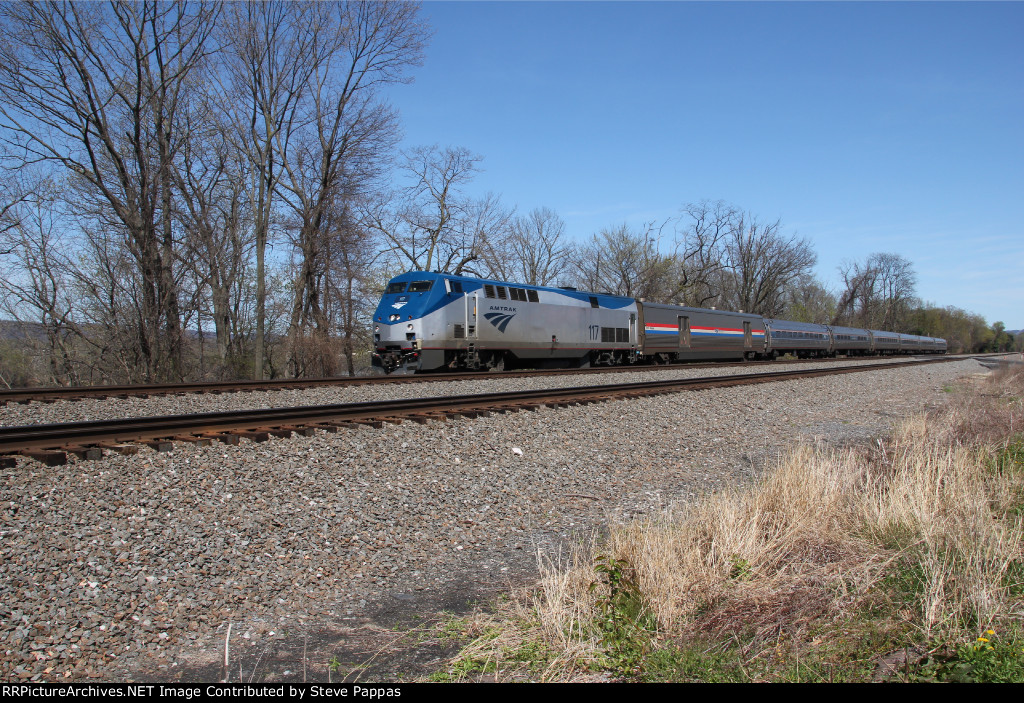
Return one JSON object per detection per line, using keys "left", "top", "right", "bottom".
{"left": 487, "top": 305, "right": 517, "bottom": 312}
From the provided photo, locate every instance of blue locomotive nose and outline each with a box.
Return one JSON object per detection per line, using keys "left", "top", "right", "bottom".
{"left": 373, "top": 276, "right": 443, "bottom": 322}
{"left": 372, "top": 274, "right": 449, "bottom": 373}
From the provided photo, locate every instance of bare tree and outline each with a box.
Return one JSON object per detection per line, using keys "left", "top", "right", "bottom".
{"left": 568, "top": 223, "right": 678, "bottom": 300}
{"left": 0, "top": 178, "right": 84, "bottom": 385}
{"left": 481, "top": 206, "right": 570, "bottom": 285}
{"left": 834, "top": 252, "right": 917, "bottom": 329}
{"left": 871, "top": 252, "right": 918, "bottom": 329}
{"left": 568, "top": 201, "right": 736, "bottom": 305}
{"left": 667, "top": 200, "right": 733, "bottom": 306}
{"left": 369, "top": 145, "right": 511, "bottom": 276}
{"left": 719, "top": 213, "right": 817, "bottom": 316}
{"left": 446, "top": 192, "right": 514, "bottom": 276}
{"left": 324, "top": 206, "right": 379, "bottom": 376}
{"left": 220, "top": 2, "right": 425, "bottom": 377}
{"left": 174, "top": 105, "right": 255, "bottom": 377}
{"left": 782, "top": 273, "right": 837, "bottom": 324}
{"left": 277, "top": 2, "right": 425, "bottom": 376}
{"left": 218, "top": 1, "right": 329, "bottom": 379}
{"left": 0, "top": 1, "right": 218, "bottom": 381}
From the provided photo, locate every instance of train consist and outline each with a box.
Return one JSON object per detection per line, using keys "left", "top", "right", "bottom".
{"left": 371, "top": 271, "right": 946, "bottom": 373}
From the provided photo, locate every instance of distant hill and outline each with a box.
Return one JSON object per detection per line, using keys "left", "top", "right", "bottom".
{"left": 1, "top": 319, "right": 219, "bottom": 342}
{"left": 0, "top": 319, "right": 48, "bottom": 343}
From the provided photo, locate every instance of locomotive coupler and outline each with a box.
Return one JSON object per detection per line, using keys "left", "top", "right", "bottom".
{"left": 373, "top": 349, "right": 419, "bottom": 374}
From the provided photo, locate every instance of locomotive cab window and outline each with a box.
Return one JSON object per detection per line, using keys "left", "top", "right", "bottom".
{"left": 386, "top": 282, "right": 407, "bottom": 294}
{"left": 408, "top": 280, "right": 433, "bottom": 292}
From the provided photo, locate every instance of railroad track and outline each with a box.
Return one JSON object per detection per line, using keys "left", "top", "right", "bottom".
{"left": 0, "top": 356, "right": 965, "bottom": 466}
{"left": 0, "top": 354, "right": 972, "bottom": 405}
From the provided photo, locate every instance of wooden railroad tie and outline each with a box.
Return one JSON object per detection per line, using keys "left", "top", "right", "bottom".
{"left": 201, "top": 432, "right": 240, "bottom": 445}
{"left": 405, "top": 412, "right": 449, "bottom": 424}
{"left": 172, "top": 435, "right": 213, "bottom": 446}
{"left": 236, "top": 430, "right": 270, "bottom": 443}
{"left": 347, "top": 419, "right": 385, "bottom": 428}
{"left": 63, "top": 446, "right": 104, "bottom": 461}
{"left": 143, "top": 440, "right": 175, "bottom": 452}
{"left": 19, "top": 450, "right": 68, "bottom": 466}
{"left": 260, "top": 427, "right": 294, "bottom": 439}
{"left": 281, "top": 425, "right": 318, "bottom": 437}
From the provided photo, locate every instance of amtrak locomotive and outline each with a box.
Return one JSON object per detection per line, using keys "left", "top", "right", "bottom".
{"left": 371, "top": 272, "right": 946, "bottom": 374}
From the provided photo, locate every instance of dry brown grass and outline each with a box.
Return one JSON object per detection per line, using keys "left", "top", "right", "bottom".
{"left": 438, "top": 367, "right": 1024, "bottom": 681}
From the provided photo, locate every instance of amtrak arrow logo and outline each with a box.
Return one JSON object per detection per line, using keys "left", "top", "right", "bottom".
{"left": 484, "top": 312, "right": 515, "bottom": 333}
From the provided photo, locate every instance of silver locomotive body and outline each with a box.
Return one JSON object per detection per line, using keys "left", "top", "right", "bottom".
{"left": 372, "top": 273, "right": 638, "bottom": 372}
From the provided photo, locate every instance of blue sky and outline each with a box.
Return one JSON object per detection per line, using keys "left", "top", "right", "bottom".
{"left": 382, "top": 1, "right": 1023, "bottom": 328}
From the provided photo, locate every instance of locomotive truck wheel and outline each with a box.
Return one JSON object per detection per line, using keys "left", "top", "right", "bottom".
{"left": 488, "top": 354, "right": 506, "bottom": 372}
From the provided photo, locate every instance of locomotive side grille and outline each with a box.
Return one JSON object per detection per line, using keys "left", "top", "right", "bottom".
{"left": 601, "top": 327, "right": 629, "bottom": 343}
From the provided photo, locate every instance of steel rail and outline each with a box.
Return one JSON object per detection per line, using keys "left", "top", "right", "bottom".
{"left": 0, "top": 354, "right": 968, "bottom": 405}
{"left": 0, "top": 357, "right": 962, "bottom": 457}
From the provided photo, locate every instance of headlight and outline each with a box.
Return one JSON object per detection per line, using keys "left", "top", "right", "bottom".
{"left": 389, "top": 314, "right": 400, "bottom": 322}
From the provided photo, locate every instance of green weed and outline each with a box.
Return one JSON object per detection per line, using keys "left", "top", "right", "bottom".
{"left": 728, "top": 555, "right": 752, "bottom": 581}
{"left": 910, "top": 629, "right": 1024, "bottom": 682}
{"left": 589, "top": 555, "right": 658, "bottom": 679}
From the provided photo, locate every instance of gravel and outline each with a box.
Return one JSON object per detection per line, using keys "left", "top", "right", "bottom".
{"left": 0, "top": 357, "right": 942, "bottom": 427}
{"left": 0, "top": 358, "right": 986, "bottom": 681}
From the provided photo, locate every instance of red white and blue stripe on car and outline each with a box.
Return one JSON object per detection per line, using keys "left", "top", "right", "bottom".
{"left": 643, "top": 323, "right": 765, "bottom": 337}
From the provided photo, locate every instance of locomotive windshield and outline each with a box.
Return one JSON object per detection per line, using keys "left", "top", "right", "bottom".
{"left": 408, "top": 280, "right": 433, "bottom": 292}
{"left": 385, "top": 282, "right": 407, "bottom": 294}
